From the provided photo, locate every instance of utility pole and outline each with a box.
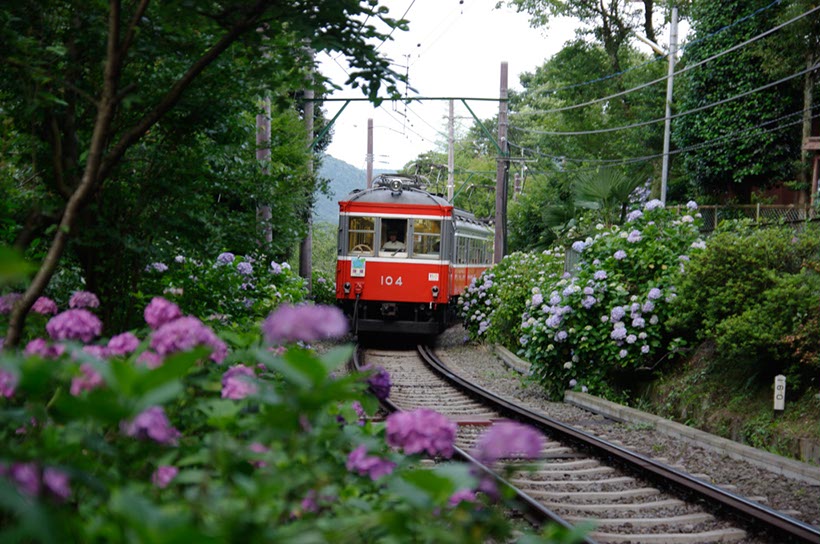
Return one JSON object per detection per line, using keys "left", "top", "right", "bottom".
{"left": 494, "top": 62, "right": 509, "bottom": 264}
{"left": 660, "top": 7, "right": 678, "bottom": 204}
{"left": 447, "top": 99, "right": 455, "bottom": 201}
{"left": 299, "top": 67, "right": 314, "bottom": 294}
{"left": 366, "top": 118, "right": 374, "bottom": 187}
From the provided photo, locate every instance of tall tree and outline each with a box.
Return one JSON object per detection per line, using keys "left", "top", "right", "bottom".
{"left": 0, "top": 0, "right": 405, "bottom": 345}
{"left": 672, "top": 0, "right": 807, "bottom": 199}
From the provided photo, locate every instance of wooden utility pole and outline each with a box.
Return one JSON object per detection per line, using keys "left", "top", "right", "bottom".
{"left": 367, "top": 118, "right": 374, "bottom": 187}
{"left": 494, "top": 62, "right": 509, "bottom": 264}
{"left": 299, "top": 80, "right": 314, "bottom": 294}
{"left": 447, "top": 99, "right": 455, "bottom": 201}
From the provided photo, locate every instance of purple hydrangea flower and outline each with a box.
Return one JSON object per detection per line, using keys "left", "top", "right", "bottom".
{"left": 150, "top": 316, "right": 227, "bottom": 363}
{"left": 448, "top": 489, "right": 478, "bottom": 506}
{"left": 0, "top": 369, "right": 17, "bottom": 398}
{"left": 221, "top": 364, "right": 258, "bottom": 400}
{"left": 473, "top": 420, "right": 545, "bottom": 465}
{"left": 216, "top": 252, "right": 235, "bottom": 265}
{"left": 641, "top": 345, "right": 650, "bottom": 354}
{"left": 581, "top": 296, "right": 597, "bottom": 309}
{"left": 121, "top": 406, "right": 180, "bottom": 445}
{"left": 70, "top": 363, "right": 105, "bottom": 396}
{"left": 9, "top": 462, "right": 40, "bottom": 497}
{"left": 626, "top": 209, "right": 643, "bottom": 222}
{"left": 626, "top": 230, "right": 642, "bottom": 243}
{"left": 107, "top": 332, "right": 140, "bottom": 356}
{"left": 43, "top": 467, "right": 71, "bottom": 501}
{"left": 24, "top": 338, "right": 65, "bottom": 359}
{"left": 569, "top": 379, "right": 577, "bottom": 388}
{"left": 144, "top": 297, "right": 182, "bottom": 330}
{"left": 686, "top": 200, "right": 698, "bottom": 210}
{"left": 69, "top": 291, "right": 100, "bottom": 309}
{"left": 555, "top": 330, "right": 568, "bottom": 342}
{"left": 610, "top": 326, "right": 627, "bottom": 341}
{"left": 386, "top": 408, "right": 457, "bottom": 458}
{"left": 644, "top": 199, "right": 664, "bottom": 211}
{"left": 346, "top": 445, "right": 396, "bottom": 481}
{"left": 136, "top": 350, "right": 163, "bottom": 369}
{"left": 31, "top": 297, "right": 58, "bottom": 315}
{"left": 146, "top": 262, "right": 168, "bottom": 272}
{"left": 236, "top": 262, "right": 253, "bottom": 275}
{"left": 626, "top": 334, "right": 637, "bottom": 344}
{"left": 531, "top": 293, "right": 543, "bottom": 306}
{"left": 46, "top": 309, "right": 102, "bottom": 343}
{"left": 613, "top": 250, "right": 627, "bottom": 260}
{"left": 151, "top": 465, "right": 179, "bottom": 489}
{"left": 571, "top": 241, "right": 586, "bottom": 252}
{"left": 610, "top": 306, "right": 626, "bottom": 321}
{"left": 647, "top": 287, "right": 662, "bottom": 300}
{"left": 365, "top": 366, "right": 391, "bottom": 400}
{"left": 0, "top": 293, "right": 22, "bottom": 314}
{"left": 270, "top": 261, "right": 282, "bottom": 274}
{"left": 261, "top": 304, "right": 348, "bottom": 344}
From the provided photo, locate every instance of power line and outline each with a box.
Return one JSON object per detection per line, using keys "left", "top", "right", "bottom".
{"left": 510, "top": 61, "right": 820, "bottom": 136}
{"left": 514, "top": 3, "right": 820, "bottom": 117}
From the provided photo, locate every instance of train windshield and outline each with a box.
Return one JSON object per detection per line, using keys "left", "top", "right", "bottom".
{"left": 348, "top": 216, "right": 375, "bottom": 255}
{"left": 380, "top": 220, "right": 408, "bottom": 256}
{"left": 412, "top": 219, "right": 441, "bottom": 257}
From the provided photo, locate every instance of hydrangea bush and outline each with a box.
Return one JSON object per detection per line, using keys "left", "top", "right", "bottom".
{"left": 459, "top": 251, "right": 566, "bottom": 345}
{"left": 461, "top": 200, "right": 706, "bottom": 400}
{"left": 0, "top": 297, "right": 580, "bottom": 543}
{"left": 139, "top": 252, "right": 307, "bottom": 328}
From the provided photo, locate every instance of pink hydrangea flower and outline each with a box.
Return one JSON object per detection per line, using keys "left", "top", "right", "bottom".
{"left": 221, "top": 364, "right": 258, "bottom": 400}
{"left": 385, "top": 409, "right": 457, "bottom": 458}
{"left": 473, "top": 420, "right": 545, "bottom": 465}
{"left": 0, "top": 369, "right": 17, "bottom": 398}
{"left": 150, "top": 316, "right": 227, "bottom": 363}
{"left": 0, "top": 293, "right": 22, "bottom": 314}
{"left": 9, "top": 462, "right": 40, "bottom": 497}
{"left": 346, "top": 445, "right": 395, "bottom": 480}
{"left": 248, "top": 442, "right": 269, "bottom": 468}
{"left": 43, "top": 467, "right": 72, "bottom": 502}
{"left": 144, "top": 297, "right": 182, "bottom": 330}
{"left": 151, "top": 465, "right": 179, "bottom": 488}
{"left": 448, "top": 489, "right": 478, "bottom": 507}
{"left": 107, "top": 332, "right": 140, "bottom": 356}
{"left": 121, "top": 406, "right": 181, "bottom": 445}
{"left": 70, "top": 363, "right": 105, "bottom": 396}
{"left": 261, "top": 304, "right": 348, "bottom": 344}
{"left": 46, "top": 309, "right": 102, "bottom": 343}
{"left": 24, "top": 338, "right": 66, "bottom": 359}
{"left": 69, "top": 290, "right": 100, "bottom": 309}
{"left": 136, "top": 350, "right": 163, "bottom": 369}
{"left": 31, "top": 296, "right": 58, "bottom": 315}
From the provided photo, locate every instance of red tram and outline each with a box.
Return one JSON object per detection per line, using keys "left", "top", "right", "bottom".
{"left": 335, "top": 174, "right": 494, "bottom": 334}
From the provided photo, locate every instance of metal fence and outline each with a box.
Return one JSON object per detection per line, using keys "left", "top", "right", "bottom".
{"left": 672, "top": 204, "right": 816, "bottom": 233}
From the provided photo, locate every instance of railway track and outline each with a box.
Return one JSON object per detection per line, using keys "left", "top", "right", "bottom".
{"left": 355, "top": 345, "right": 820, "bottom": 544}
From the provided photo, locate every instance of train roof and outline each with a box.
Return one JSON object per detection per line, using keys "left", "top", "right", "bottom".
{"left": 340, "top": 174, "right": 450, "bottom": 207}
{"left": 339, "top": 174, "right": 491, "bottom": 228}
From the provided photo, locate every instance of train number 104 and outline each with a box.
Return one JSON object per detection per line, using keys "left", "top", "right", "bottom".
{"left": 380, "top": 275, "right": 403, "bottom": 286}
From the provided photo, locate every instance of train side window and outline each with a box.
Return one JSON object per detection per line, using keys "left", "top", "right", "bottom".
{"left": 456, "top": 236, "right": 467, "bottom": 264}
{"left": 348, "top": 216, "right": 375, "bottom": 255}
{"left": 412, "top": 219, "right": 441, "bottom": 258}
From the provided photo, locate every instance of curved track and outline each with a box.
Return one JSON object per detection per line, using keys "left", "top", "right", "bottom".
{"left": 356, "top": 346, "right": 820, "bottom": 544}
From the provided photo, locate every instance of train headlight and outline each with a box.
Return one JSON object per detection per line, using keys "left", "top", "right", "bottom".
{"left": 389, "top": 178, "right": 403, "bottom": 195}
{"left": 431, "top": 286, "right": 439, "bottom": 299}
{"left": 343, "top": 282, "right": 351, "bottom": 294}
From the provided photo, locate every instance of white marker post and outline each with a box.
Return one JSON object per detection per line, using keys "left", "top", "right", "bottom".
{"left": 773, "top": 375, "right": 786, "bottom": 412}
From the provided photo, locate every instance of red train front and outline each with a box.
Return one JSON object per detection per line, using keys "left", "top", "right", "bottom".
{"left": 335, "top": 174, "right": 494, "bottom": 335}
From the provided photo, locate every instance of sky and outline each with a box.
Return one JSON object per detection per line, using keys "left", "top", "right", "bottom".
{"left": 317, "top": 0, "right": 579, "bottom": 172}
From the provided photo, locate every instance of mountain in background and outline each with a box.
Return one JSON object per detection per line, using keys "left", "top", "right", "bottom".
{"left": 314, "top": 155, "right": 391, "bottom": 224}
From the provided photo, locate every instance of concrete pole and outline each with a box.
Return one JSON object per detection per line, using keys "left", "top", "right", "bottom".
{"left": 447, "top": 99, "right": 455, "bottom": 201}
{"left": 494, "top": 62, "right": 509, "bottom": 264}
{"left": 366, "top": 118, "right": 374, "bottom": 187}
{"left": 660, "top": 7, "right": 678, "bottom": 204}
{"left": 299, "top": 80, "right": 314, "bottom": 293}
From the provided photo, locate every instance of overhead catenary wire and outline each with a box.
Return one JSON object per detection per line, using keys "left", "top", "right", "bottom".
{"left": 510, "top": 61, "right": 820, "bottom": 136}
{"left": 513, "top": 3, "right": 820, "bottom": 117}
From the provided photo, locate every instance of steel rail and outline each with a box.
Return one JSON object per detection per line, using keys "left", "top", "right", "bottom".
{"left": 416, "top": 344, "right": 820, "bottom": 544}
{"left": 351, "top": 347, "right": 599, "bottom": 543}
